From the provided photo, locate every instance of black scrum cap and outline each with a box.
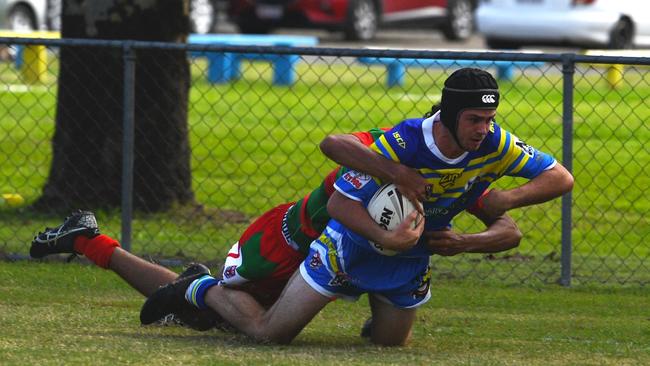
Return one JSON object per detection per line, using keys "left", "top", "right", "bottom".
{"left": 439, "top": 68, "right": 500, "bottom": 143}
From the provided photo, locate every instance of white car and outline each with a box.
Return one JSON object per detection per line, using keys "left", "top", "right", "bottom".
{"left": 0, "top": 0, "right": 219, "bottom": 34}
{"left": 476, "top": 0, "right": 650, "bottom": 49}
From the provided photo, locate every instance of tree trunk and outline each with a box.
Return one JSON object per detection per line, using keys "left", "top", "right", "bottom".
{"left": 35, "top": 0, "right": 194, "bottom": 212}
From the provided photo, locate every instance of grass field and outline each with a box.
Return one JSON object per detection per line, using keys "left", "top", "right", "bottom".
{"left": 0, "top": 48, "right": 648, "bottom": 365}
{"left": 0, "top": 261, "right": 648, "bottom": 365}
{"left": 0, "top": 53, "right": 648, "bottom": 285}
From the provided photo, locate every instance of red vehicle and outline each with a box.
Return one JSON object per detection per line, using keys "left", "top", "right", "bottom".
{"left": 227, "top": 0, "right": 477, "bottom": 41}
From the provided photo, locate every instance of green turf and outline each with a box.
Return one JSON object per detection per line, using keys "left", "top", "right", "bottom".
{"left": 0, "top": 261, "right": 648, "bottom": 365}
{"left": 0, "top": 55, "right": 648, "bottom": 284}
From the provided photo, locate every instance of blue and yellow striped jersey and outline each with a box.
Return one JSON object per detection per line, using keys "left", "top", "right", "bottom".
{"left": 370, "top": 112, "right": 556, "bottom": 236}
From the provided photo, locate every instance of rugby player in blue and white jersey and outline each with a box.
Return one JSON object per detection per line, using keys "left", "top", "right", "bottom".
{"left": 143, "top": 68, "right": 574, "bottom": 346}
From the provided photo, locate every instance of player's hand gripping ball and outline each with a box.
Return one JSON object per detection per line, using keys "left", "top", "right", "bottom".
{"left": 366, "top": 183, "right": 422, "bottom": 256}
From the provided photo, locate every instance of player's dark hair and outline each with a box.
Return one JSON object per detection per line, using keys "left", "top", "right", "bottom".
{"left": 423, "top": 104, "right": 441, "bottom": 118}
{"left": 440, "top": 68, "right": 499, "bottom": 147}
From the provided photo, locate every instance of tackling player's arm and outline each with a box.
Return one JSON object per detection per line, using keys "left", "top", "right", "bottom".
{"left": 481, "top": 163, "right": 574, "bottom": 218}
{"left": 424, "top": 189, "right": 522, "bottom": 256}
{"left": 424, "top": 215, "right": 522, "bottom": 257}
{"left": 478, "top": 129, "right": 574, "bottom": 219}
{"left": 320, "top": 133, "right": 429, "bottom": 205}
{"left": 327, "top": 191, "right": 424, "bottom": 252}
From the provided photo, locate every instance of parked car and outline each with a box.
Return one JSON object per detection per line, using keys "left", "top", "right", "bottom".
{"left": 227, "top": 0, "right": 478, "bottom": 41}
{"left": 0, "top": 0, "right": 220, "bottom": 34}
{"left": 476, "top": 0, "right": 650, "bottom": 49}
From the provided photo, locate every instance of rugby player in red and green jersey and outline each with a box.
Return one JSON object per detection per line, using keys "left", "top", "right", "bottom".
{"left": 215, "top": 128, "right": 394, "bottom": 308}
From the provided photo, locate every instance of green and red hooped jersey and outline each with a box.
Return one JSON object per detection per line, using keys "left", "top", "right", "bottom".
{"left": 282, "top": 128, "right": 389, "bottom": 255}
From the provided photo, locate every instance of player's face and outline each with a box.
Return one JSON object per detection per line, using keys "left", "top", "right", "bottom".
{"left": 456, "top": 109, "right": 497, "bottom": 151}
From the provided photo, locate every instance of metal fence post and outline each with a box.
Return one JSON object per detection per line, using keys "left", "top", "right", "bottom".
{"left": 121, "top": 42, "right": 136, "bottom": 252}
{"left": 560, "top": 53, "right": 574, "bottom": 287}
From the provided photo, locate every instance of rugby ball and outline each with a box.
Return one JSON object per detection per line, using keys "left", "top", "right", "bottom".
{"left": 366, "top": 183, "right": 423, "bottom": 256}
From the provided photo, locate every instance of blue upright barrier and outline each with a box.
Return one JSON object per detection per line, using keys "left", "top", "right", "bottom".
{"left": 357, "top": 57, "right": 544, "bottom": 87}
{"left": 188, "top": 34, "right": 319, "bottom": 86}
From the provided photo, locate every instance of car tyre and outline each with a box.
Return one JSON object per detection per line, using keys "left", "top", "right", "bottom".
{"left": 485, "top": 38, "right": 521, "bottom": 50}
{"left": 236, "top": 11, "right": 273, "bottom": 34}
{"left": 442, "top": 0, "right": 474, "bottom": 41}
{"left": 343, "top": 0, "right": 379, "bottom": 41}
{"left": 607, "top": 18, "right": 634, "bottom": 49}
{"left": 190, "top": 0, "right": 218, "bottom": 34}
{"left": 9, "top": 4, "right": 37, "bottom": 31}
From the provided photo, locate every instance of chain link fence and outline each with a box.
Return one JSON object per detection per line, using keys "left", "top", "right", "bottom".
{"left": 0, "top": 38, "right": 648, "bottom": 286}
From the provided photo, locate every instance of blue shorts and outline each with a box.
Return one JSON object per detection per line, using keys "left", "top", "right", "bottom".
{"left": 299, "top": 226, "right": 432, "bottom": 308}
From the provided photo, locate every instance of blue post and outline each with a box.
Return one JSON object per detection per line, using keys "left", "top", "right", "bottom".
{"left": 496, "top": 63, "right": 514, "bottom": 81}
{"left": 387, "top": 61, "right": 406, "bottom": 87}
{"left": 229, "top": 54, "right": 241, "bottom": 80}
{"left": 15, "top": 45, "right": 24, "bottom": 69}
{"left": 273, "top": 54, "right": 297, "bottom": 85}
{"left": 207, "top": 51, "right": 235, "bottom": 83}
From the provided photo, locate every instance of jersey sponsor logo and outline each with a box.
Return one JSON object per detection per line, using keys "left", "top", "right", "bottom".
{"left": 440, "top": 172, "right": 461, "bottom": 189}
{"left": 424, "top": 206, "right": 449, "bottom": 217}
{"left": 515, "top": 139, "right": 535, "bottom": 158}
{"left": 224, "top": 265, "right": 238, "bottom": 279}
{"left": 392, "top": 131, "right": 406, "bottom": 149}
{"left": 341, "top": 171, "right": 371, "bottom": 190}
{"left": 482, "top": 94, "right": 496, "bottom": 104}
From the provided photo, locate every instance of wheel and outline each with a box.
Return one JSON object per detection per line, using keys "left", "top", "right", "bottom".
{"left": 442, "top": 0, "right": 474, "bottom": 41}
{"left": 343, "top": 0, "right": 378, "bottom": 41}
{"left": 236, "top": 13, "right": 273, "bottom": 34}
{"left": 485, "top": 38, "right": 521, "bottom": 50}
{"left": 607, "top": 18, "right": 634, "bottom": 49}
{"left": 190, "top": 0, "right": 218, "bottom": 34}
{"left": 9, "top": 4, "right": 37, "bottom": 31}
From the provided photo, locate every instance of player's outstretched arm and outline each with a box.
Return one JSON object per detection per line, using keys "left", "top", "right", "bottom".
{"left": 327, "top": 191, "right": 423, "bottom": 252}
{"left": 320, "top": 133, "right": 428, "bottom": 205}
{"left": 424, "top": 214, "right": 522, "bottom": 257}
{"left": 481, "top": 163, "right": 574, "bottom": 218}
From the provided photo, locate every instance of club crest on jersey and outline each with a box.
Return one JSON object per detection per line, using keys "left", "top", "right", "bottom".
{"left": 440, "top": 172, "right": 461, "bottom": 189}
{"left": 392, "top": 131, "right": 406, "bottom": 149}
{"left": 412, "top": 266, "right": 432, "bottom": 299}
{"left": 425, "top": 184, "right": 434, "bottom": 198}
{"left": 309, "top": 252, "right": 323, "bottom": 269}
{"left": 224, "top": 265, "right": 237, "bottom": 279}
{"left": 342, "top": 171, "right": 371, "bottom": 189}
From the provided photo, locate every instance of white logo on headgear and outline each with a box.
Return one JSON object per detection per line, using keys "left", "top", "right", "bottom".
{"left": 482, "top": 94, "right": 496, "bottom": 104}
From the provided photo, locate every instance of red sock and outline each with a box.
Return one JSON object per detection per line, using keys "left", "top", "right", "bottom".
{"left": 74, "top": 234, "right": 121, "bottom": 269}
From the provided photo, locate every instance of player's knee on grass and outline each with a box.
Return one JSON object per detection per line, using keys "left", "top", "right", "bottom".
{"left": 370, "top": 327, "right": 412, "bottom": 347}
{"left": 368, "top": 295, "right": 417, "bottom": 346}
